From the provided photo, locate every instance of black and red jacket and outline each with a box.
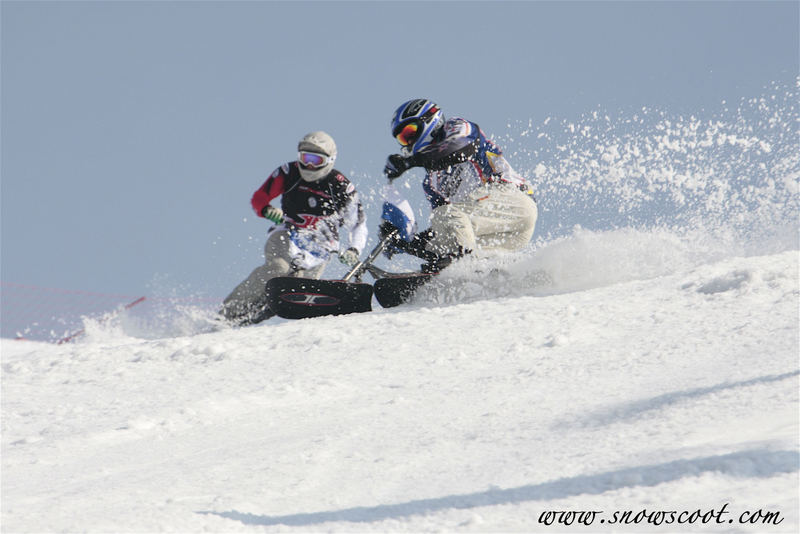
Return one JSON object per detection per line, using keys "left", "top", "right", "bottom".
{"left": 251, "top": 161, "right": 367, "bottom": 252}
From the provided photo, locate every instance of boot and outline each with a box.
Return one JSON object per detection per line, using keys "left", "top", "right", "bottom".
{"left": 420, "top": 246, "right": 471, "bottom": 274}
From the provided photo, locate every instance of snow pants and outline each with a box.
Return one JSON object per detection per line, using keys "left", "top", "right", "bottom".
{"left": 425, "top": 183, "right": 538, "bottom": 257}
{"left": 221, "top": 229, "right": 326, "bottom": 323}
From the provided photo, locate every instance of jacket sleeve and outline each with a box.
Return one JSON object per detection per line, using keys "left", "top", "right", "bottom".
{"left": 417, "top": 137, "right": 479, "bottom": 171}
{"left": 416, "top": 118, "right": 480, "bottom": 171}
{"left": 250, "top": 165, "right": 287, "bottom": 217}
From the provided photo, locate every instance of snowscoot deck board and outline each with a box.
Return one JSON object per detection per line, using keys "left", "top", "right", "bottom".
{"left": 263, "top": 229, "right": 440, "bottom": 318}
{"left": 265, "top": 277, "right": 373, "bottom": 319}
{"left": 263, "top": 232, "right": 398, "bottom": 320}
{"left": 373, "top": 272, "right": 437, "bottom": 308}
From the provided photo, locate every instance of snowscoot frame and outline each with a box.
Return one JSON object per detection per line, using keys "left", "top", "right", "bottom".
{"left": 341, "top": 229, "right": 399, "bottom": 283}
{"left": 264, "top": 228, "right": 427, "bottom": 319}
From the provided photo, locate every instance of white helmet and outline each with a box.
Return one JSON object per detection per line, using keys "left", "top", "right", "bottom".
{"left": 297, "top": 131, "right": 337, "bottom": 182}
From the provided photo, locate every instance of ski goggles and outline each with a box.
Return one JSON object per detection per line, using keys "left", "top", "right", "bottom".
{"left": 393, "top": 121, "right": 422, "bottom": 147}
{"left": 298, "top": 151, "right": 333, "bottom": 169}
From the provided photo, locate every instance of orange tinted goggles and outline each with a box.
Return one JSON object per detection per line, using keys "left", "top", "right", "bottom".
{"left": 393, "top": 122, "right": 421, "bottom": 146}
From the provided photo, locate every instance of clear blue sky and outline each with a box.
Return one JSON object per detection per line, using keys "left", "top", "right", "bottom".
{"left": 2, "top": 1, "right": 798, "bottom": 301}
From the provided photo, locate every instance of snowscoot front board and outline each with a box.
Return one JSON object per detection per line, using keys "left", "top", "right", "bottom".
{"left": 373, "top": 272, "right": 436, "bottom": 308}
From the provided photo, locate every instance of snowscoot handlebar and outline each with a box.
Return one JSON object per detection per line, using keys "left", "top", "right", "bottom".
{"left": 342, "top": 229, "right": 399, "bottom": 282}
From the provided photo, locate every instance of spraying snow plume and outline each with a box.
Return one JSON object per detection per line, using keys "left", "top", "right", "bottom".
{"left": 504, "top": 79, "right": 798, "bottom": 248}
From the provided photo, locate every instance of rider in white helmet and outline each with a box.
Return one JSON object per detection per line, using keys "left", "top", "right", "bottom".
{"left": 221, "top": 131, "right": 367, "bottom": 325}
{"left": 382, "top": 99, "right": 538, "bottom": 272}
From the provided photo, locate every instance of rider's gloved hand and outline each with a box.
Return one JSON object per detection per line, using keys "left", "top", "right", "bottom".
{"left": 261, "top": 205, "right": 284, "bottom": 224}
{"left": 338, "top": 247, "right": 360, "bottom": 267}
{"left": 384, "top": 154, "right": 419, "bottom": 180}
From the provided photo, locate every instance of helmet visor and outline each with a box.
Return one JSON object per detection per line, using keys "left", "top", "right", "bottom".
{"left": 393, "top": 121, "right": 421, "bottom": 147}
{"left": 298, "top": 151, "right": 332, "bottom": 169}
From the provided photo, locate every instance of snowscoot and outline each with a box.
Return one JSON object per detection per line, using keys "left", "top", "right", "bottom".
{"left": 264, "top": 227, "right": 436, "bottom": 319}
{"left": 265, "top": 186, "right": 436, "bottom": 319}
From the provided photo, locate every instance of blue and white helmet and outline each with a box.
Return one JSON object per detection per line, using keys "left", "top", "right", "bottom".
{"left": 390, "top": 99, "right": 444, "bottom": 156}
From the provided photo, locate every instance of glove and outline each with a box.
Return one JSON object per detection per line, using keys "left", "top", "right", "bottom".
{"left": 384, "top": 154, "right": 411, "bottom": 179}
{"left": 378, "top": 221, "right": 404, "bottom": 244}
{"left": 379, "top": 222, "right": 439, "bottom": 261}
{"left": 261, "top": 205, "right": 284, "bottom": 224}
{"left": 338, "top": 247, "right": 360, "bottom": 267}
{"left": 378, "top": 221, "right": 406, "bottom": 259}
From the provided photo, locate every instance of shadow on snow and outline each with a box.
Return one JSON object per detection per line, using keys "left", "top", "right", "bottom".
{"left": 563, "top": 370, "right": 800, "bottom": 428}
{"left": 199, "top": 448, "right": 798, "bottom": 527}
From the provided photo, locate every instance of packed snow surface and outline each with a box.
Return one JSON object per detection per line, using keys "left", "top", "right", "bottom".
{"left": 3, "top": 247, "right": 798, "bottom": 532}
{"left": 2, "top": 81, "right": 798, "bottom": 532}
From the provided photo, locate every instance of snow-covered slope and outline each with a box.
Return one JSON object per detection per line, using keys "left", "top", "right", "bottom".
{"left": 3, "top": 82, "right": 798, "bottom": 532}
{"left": 2, "top": 246, "right": 798, "bottom": 532}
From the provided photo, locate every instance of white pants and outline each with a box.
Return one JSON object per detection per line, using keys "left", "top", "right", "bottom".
{"left": 222, "top": 229, "right": 326, "bottom": 321}
{"left": 426, "top": 183, "right": 538, "bottom": 256}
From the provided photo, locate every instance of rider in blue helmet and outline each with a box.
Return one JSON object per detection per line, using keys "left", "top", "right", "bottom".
{"left": 382, "top": 99, "right": 538, "bottom": 272}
